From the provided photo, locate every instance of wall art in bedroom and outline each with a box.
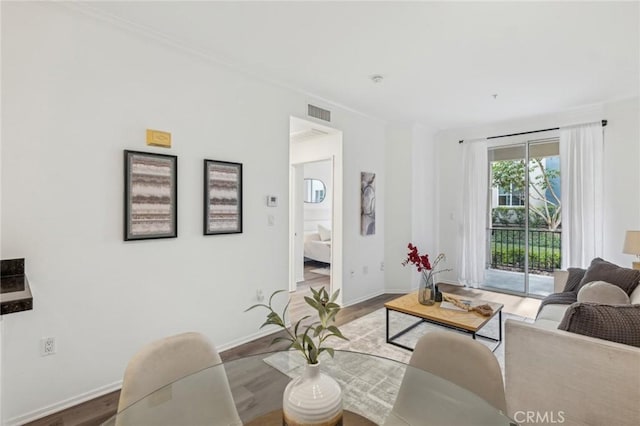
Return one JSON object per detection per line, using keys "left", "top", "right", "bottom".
{"left": 361, "top": 171, "right": 376, "bottom": 236}
{"left": 204, "top": 159, "right": 243, "bottom": 235}
{"left": 124, "top": 150, "right": 177, "bottom": 241}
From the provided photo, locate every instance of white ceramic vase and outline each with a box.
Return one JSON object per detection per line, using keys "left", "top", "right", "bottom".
{"left": 282, "top": 362, "right": 343, "bottom": 426}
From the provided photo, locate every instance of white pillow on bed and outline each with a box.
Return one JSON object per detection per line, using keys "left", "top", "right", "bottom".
{"left": 318, "top": 224, "right": 332, "bottom": 241}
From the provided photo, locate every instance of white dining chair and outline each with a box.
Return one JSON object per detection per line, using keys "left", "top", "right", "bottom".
{"left": 385, "top": 331, "right": 507, "bottom": 425}
{"left": 116, "top": 331, "right": 241, "bottom": 426}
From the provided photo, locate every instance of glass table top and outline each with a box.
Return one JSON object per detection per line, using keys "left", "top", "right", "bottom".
{"left": 103, "top": 350, "right": 515, "bottom": 426}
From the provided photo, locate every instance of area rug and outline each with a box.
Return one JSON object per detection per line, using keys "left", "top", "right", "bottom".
{"left": 309, "top": 267, "right": 330, "bottom": 276}
{"left": 331, "top": 307, "right": 533, "bottom": 374}
{"left": 263, "top": 307, "right": 532, "bottom": 423}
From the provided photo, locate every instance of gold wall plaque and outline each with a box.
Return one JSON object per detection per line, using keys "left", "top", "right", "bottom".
{"left": 146, "top": 129, "right": 172, "bottom": 148}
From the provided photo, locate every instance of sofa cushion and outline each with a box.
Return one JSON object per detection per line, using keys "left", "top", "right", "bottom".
{"left": 537, "top": 292, "right": 578, "bottom": 318}
{"left": 536, "top": 304, "right": 570, "bottom": 325}
{"left": 631, "top": 285, "right": 640, "bottom": 304}
{"left": 579, "top": 258, "right": 640, "bottom": 295}
{"left": 577, "top": 281, "right": 630, "bottom": 305}
{"left": 563, "top": 267, "right": 587, "bottom": 292}
{"left": 558, "top": 303, "right": 640, "bottom": 347}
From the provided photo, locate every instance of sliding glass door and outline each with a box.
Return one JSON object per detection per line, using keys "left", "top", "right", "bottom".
{"left": 485, "top": 139, "right": 560, "bottom": 297}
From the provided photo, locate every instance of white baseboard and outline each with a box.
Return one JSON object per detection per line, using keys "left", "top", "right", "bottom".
{"left": 384, "top": 287, "right": 418, "bottom": 294}
{"left": 217, "top": 326, "right": 284, "bottom": 353}
{"left": 439, "top": 279, "right": 463, "bottom": 286}
{"left": 6, "top": 380, "right": 122, "bottom": 426}
{"left": 342, "top": 289, "right": 384, "bottom": 308}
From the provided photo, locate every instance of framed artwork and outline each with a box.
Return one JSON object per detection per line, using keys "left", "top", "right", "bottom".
{"left": 361, "top": 172, "right": 376, "bottom": 236}
{"left": 124, "top": 150, "right": 177, "bottom": 241}
{"left": 204, "top": 159, "right": 243, "bottom": 235}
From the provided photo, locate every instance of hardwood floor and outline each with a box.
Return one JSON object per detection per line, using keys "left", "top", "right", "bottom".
{"left": 24, "top": 273, "right": 537, "bottom": 426}
{"left": 26, "top": 266, "right": 395, "bottom": 426}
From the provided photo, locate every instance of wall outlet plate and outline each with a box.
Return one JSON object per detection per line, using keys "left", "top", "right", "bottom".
{"left": 267, "top": 195, "right": 278, "bottom": 207}
{"left": 41, "top": 337, "right": 56, "bottom": 356}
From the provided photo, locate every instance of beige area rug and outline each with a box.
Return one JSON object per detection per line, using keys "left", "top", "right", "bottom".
{"left": 309, "top": 267, "right": 331, "bottom": 276}
{"left": 332, "top": 307, "right": 532, "bottom": 374}
{"left": 264, "top": 308, "right": 531, "bottom": 424}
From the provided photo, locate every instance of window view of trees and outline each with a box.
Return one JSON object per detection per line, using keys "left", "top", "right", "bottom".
{"left": 489, "top": 154, "right": 561, "bottom": 275}
{"left": 491, "top": 158, "right": 561, "bottom": 230}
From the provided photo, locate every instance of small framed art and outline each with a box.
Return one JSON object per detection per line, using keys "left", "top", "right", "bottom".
{"left": 124, "top": 150, "right": 178, "bottom": 241}
{"left": 204, "top": 159, "right": 243, "bottom": 235}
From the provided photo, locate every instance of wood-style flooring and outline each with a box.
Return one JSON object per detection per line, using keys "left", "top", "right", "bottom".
{"left": 24, "top": 269, "right": 539, "bottom": 426}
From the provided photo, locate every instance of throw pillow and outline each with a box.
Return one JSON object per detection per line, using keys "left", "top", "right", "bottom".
{"left": 563, "top": 267, "right": 587, "bottom": 292}
{"left": 558, "top": 303, "right": 640, "bottom": 347}
{"left": 578, "top": 258, "right": 640, "bottom": 295}
{"left": 317, "top": 224, "right": 331, "bottom": 241}
{"left": 577, "top": 281, "right": 631, "bottom": 305}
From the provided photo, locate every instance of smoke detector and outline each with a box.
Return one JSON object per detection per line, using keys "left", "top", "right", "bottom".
{"left": 370, "top": 75, "right": 384, "bottom": 84}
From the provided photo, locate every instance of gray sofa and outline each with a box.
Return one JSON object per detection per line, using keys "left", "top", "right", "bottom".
{"left": 505, "top": 270, "right": 640, "bottom": 426}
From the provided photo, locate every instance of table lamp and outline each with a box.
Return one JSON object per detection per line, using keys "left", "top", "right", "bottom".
{"left": 623, "top": 230, "right": 640, "bottom": 270}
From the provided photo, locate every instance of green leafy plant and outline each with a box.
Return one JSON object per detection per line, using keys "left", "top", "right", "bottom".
{"left": 245, "top": 286, "right": 348, "bottom": 364}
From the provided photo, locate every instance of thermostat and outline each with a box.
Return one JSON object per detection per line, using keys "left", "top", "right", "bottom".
{"left": 267, "top": 195, "right": 278, "bottom": 207}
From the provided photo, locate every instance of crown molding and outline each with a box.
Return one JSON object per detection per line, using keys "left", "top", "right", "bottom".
{"left": 59, "top": 1, "right": 387, "bottom": 125}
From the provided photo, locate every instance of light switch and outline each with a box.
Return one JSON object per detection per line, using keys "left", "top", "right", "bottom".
{"left": 268, "top": 214, "right": 275, "bottom": 226}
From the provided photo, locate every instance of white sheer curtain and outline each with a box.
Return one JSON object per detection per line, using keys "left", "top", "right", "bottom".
{"left": 560, "top": 122, "right": 604, "bottom": 268}
{"left": 459, "top": 140, "right": 488, "bottom": 288}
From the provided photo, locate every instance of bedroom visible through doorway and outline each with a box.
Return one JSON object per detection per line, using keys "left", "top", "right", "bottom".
{"left": 289, "top": 116, "right": 343, "bottom": 312}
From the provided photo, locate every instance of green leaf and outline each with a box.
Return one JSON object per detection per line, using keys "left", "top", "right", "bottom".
{"left": 293, "top": 316, "right": 310, "bottom": 336}
{"left": 244, "top": 303, "right": 269, "bottom": 312}
{"left": 304, "top": 296, "right": 321, "bottom": 311}
{"left": 327, "top": 325, "right": 348, "bottom": 340}
{"left": 329, "top": 289, "right": 340, "bottom": 303}
{"left": 269, "top": 289, "right": 287, "bottom": 306}
{"left": 281, "top": 299, "right": 291, "bottom": 320}
{"left": 270, "top": 336, "right": 293, "bottom": 346}
{"left": 324, "top": 347, "right": 335, "bottom": 358}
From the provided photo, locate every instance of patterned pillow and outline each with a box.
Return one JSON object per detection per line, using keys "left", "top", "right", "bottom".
{"left": 578, "top": 258, "right": 640, "bottom": 295}
{"left": 563, "top": 267, "right": 586, "bottom": 292}
{"left": 558, "top": 303, "right": 640, "bottom": 347}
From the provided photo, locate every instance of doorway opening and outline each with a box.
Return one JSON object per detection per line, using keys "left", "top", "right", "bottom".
{"left": 288, "top": 117, "right": 343, "bottom": 322}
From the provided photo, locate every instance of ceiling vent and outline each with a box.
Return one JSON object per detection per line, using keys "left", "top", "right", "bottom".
{"left": 308, "top": 104, "right": 331, "bottom": 122}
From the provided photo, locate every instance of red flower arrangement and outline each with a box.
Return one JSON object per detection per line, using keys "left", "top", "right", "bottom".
{"left": 402, "top": 243, "right": 432, "bottom": 271}
{"left": 402, "top": 243, "right": 451, "bottom": 305}
{"left": 402, "top": 243, "right": 451, "bottom": 277}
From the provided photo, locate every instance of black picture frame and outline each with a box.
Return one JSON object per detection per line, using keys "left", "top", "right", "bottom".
{"left": 124, "top": 150, "right": 178, "bottom": 241}
{"left": 204, "top": 159, "right": 243, "bottom": 235}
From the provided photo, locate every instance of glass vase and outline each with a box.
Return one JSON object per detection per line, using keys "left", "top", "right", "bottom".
{"left": 418, "top": 272, "right": 436, "bottom": 305}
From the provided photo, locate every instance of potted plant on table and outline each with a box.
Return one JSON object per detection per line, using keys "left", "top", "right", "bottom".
{"left": 245, "top": 286, "right": 347, "bottom": 426}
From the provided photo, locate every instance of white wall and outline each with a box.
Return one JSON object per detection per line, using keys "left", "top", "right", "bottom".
{"left": 436, "top": 98, "right": 640, "bottom": 283}
{"left": 303, "top": 160, "right": 333, "bottom": 232}
{"left": 384, "top": 124, "right": 438, "bottom": 292}
{"left": 0, "top": 2, "right": 386, "bottom": 424}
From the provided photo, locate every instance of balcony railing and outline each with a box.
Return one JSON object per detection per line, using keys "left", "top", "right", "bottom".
{"left": 489, "top": 227, "right": 561, "bottom": 273}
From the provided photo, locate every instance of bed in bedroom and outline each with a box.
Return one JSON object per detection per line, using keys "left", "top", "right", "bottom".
{"left": 304, "top": 232, "right": 331, "bottom": 264}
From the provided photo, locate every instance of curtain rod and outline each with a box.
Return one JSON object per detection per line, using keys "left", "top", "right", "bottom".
{"left": 458, "top": 119, "right": 608, "bottom": 143}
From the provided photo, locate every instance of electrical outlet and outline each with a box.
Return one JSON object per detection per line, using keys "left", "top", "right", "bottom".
{"left": 350, "top": 270, "right": 355, "bottom": 278}
{"left": 41, "top": 337, "right": 56, "bottom": 356}
{"left": 380, "top": 261, "right": 385, "bottom": 271}
{"left": 256, "top": 289, "right": 264, "bottom": 302}
{"left": 362, "top": 265, "right": 368, "bottom": 274}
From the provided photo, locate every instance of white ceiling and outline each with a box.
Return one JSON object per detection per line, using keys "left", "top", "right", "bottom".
{"left": 85, "top": 1, "right": 639, "bottom": 130}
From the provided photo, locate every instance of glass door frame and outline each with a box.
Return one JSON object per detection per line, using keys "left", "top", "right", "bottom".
{"left": 484, "top": 131, "right": 559, "bottom": 298}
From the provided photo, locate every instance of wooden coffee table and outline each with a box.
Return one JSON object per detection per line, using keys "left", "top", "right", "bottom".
{"left": 384, "top": 291, "right": 504, "bottom": 352}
